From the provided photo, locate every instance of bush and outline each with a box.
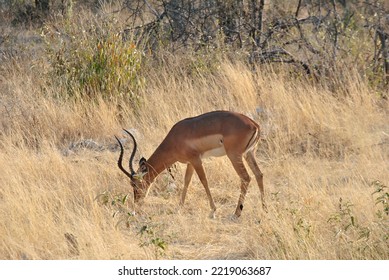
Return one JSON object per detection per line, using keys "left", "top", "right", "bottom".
{"left": 42, "top": 13, "right": 145, "bottom": 103}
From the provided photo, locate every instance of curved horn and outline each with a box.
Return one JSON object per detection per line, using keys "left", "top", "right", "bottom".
{"left": 122, "top": 129, "right": 137, "bottom": 175}
{"left": 115, "top": 135, "right": 133, "bottom": 179}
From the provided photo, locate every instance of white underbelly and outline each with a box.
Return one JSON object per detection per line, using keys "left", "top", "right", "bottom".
{"left": 201, "top": 146, "right": 226, "bottom": 158}
{"left": 185, "top": 134, "right": 227, "bottom": 159}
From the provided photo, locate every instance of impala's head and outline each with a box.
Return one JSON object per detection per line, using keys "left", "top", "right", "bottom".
{"left": 115, "top": 129, "right": 151, "bottom": 203}
{"left": 131, "top": 156, "right": 152, "bottom": 201}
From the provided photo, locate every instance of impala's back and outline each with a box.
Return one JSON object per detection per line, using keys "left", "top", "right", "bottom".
{"left": 162, "top": 111, "right": 260, "bottom": 161}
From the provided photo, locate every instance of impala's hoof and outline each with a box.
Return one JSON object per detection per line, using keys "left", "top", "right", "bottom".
{"left": 209, "top": 211, "right": 216, "bottom": 219}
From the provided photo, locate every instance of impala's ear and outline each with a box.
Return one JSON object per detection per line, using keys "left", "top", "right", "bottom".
{"left": 139, "top": 157, "right": 148, "bottom": 173}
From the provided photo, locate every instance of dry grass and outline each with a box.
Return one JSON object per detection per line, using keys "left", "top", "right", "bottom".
{"left": 0, "top": 55, "right": 388, "bottom": 260}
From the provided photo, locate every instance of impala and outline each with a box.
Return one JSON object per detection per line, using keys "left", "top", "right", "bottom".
{"left": 115, "top": 110, "right": 266, "bottom": 218}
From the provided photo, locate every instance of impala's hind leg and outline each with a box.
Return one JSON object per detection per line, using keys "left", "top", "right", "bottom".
{"left": 228, "top": 154, "right": 251, "bottom": 218}
{"left": 245, "top": 150, "right": 266, "bottom": 211}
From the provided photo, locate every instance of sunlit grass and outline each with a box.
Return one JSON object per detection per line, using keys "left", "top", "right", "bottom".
{"left": 0, "top": 22, "right": 388, "bottom": 260}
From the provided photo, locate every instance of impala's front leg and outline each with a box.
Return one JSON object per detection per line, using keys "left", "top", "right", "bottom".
{"left": 191, "top": 159, "right": 216, "bottom": 218}
{"left": 180, "top": 163, "right": 194, "bottom": 206}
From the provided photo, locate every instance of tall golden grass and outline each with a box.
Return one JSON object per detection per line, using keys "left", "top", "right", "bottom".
{"left": 0, "top": 50, "right": 388, "bottom": 259}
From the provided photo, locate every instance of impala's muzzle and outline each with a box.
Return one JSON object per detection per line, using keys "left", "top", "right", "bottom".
{"left": 131, "top": 177, "right": 149, "bottom": 203}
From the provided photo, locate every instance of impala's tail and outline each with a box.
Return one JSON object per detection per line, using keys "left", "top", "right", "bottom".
{"left": 245, "top": 127, "right": 260, "bottom": 153}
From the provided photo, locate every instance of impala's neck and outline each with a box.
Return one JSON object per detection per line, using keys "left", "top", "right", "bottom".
{"left": 143, "top": 143, "right": 176, "bottom": 184}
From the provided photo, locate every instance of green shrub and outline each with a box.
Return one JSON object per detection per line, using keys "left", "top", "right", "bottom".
{"left": 42, "top": 15, "right": 145, "bottom": 102}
